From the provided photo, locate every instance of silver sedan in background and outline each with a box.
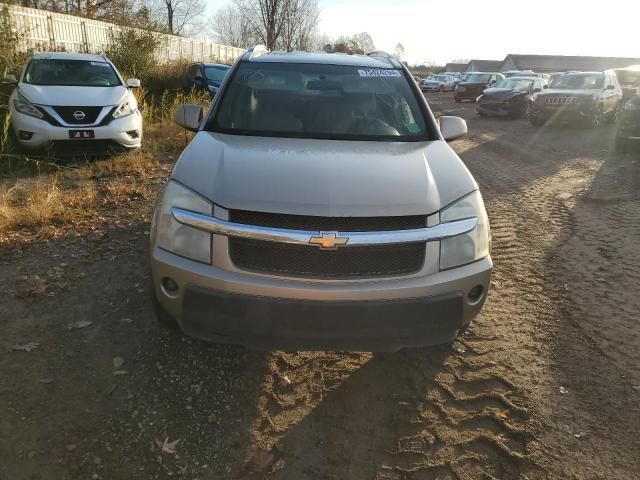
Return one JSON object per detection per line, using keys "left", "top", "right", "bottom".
{"left": 421, "top": 74, "right": 457, "bottom": 92}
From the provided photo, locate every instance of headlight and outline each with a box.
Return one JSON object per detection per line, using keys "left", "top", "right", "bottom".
{"left": 112, "top": 99, "right": 135, "bottom": 119}
{"left": 153, "top": 180, "right": 213, "bottom": 264}
{"left": 439, "top": 191, "right": 490, "bottom": 270}
{"left": 13, "top": 92, "right": 43, "bottom": 119}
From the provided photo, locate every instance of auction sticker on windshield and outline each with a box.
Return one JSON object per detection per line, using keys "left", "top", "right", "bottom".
{"left": 358, "top": 69, "right": 402, "bottom": 77}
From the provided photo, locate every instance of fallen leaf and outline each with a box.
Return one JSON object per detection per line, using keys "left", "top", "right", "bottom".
{"left": 270, "top": 457, "right": 285, "bottom": 474}
{"left": 113, "top": 370, "right": 128, "bottom": 376}
{"left": 113, "top": 357, "right": 125, "bottom": 369}
{"left": 11, "top": 342, "right": 40, "bottom": 352}
{"left": 497, "top": 410, "right": 509, "bottom": 420}
{"left": 67, "top": 321, "right": 93, "bottom": 330}
{"left": 155, "top": 437, "right": 180, "bottom": 454}
{"left": 119, "top": 318, "right": 133, "bottom": 324}
{"left": 559, "top": 386, "right": 568, "bottom": 394}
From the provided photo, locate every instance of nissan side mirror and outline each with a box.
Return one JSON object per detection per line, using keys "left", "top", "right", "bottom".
{"left": 543, "top": 84, "right": 549, "bottom": 89}
{"left": 606, "top": 84, "right": 615, "bottom": 90}
{"left": 127, "top": 78, "right": 141, "bottom": 88}
{"left": 2, "top": 74, "right": 17, "bottom": 84}
{"left": 533, "top": 87, "right": 542, "bottom": 93}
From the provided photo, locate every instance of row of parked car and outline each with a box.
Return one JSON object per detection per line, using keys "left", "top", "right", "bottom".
{"left": 423, "top": 68, "right": 640, "bottom": 151}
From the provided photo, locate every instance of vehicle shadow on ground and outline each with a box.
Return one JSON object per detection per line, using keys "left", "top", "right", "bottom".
{"left": 542, "top": 144, "right": 640, "bottom": 477}
{"left": 0, "top": 222, "right": 270, "bottom": 479}
{"left": 241, "top": 347, "right": 453, "bottom": 479}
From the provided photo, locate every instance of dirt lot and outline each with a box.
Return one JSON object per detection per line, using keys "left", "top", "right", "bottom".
{"left": 1, "top": 93, "right": 639, "bottom": 480}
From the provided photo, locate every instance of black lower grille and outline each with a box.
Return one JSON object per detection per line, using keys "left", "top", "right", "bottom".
{"left": 229, "top": 210, "right": 426, "bottom": 232}
{"left": 229, "top": 238, "right": 425, "bottom": 279}
{"left": 53, "top": 106, "right": 102, "bottom": 124}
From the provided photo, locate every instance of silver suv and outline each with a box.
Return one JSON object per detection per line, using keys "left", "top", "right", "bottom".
{"left": 149, "top": 47, "right": 492, "bottom": 351}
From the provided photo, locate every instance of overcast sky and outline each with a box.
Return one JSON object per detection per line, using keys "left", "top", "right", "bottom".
{"left": 207, "top": 0, "right": 640, "bottom": 65}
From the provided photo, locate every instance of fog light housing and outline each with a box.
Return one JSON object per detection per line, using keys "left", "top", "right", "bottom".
{"left": 19, "top": 130, "right": 33, "bottom": 140}
{"left": 161, "top": 277, "right": 179, "bottom": 293}
{"left": 126, "top": 129, "right": 140, "bottom": 139}
{"left": 468, "top": 285, "right": 484, "bottom": 303}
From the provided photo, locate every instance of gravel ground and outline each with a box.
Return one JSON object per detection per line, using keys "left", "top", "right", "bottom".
{"left": 1, "top": 92, "right": 639, "bottom": 480}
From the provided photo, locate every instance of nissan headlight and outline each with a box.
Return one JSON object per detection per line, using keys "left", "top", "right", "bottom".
{"left": 13, "top": 92, "right": 43, "bottom": 119}
{"left": 439, "top": 191, "right": 490, "bottom": 270}
{"left": 112, "top": 99, "right": 135, "bottom": 119}
{"left": 153, "top": 181, "right": 212, "bottom": 264}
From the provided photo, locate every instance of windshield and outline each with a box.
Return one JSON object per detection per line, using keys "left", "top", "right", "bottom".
{"left": 550, "top": 74, "right": 603, "bottom": 90}
{"left": 211, "top": 62, "right": 430, "bottom": 141}
{"left": 495, "top": 78, "right": 533, "bottom": 91}
{"left": 204, "top": 65, "right": 230, "bottom": 82}
{"left": 464, "top": 74, "right": 492, "bottom": 83}
{"left": 433, "top": 75, "right": 449, "bottom": 81}
{"left": 24, "top": 59, "right": 121, "bottom": 87}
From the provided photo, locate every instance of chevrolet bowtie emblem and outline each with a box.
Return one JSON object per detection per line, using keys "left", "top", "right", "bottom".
{"left": 309, "top": 232, "right": 349, "bottom": 250}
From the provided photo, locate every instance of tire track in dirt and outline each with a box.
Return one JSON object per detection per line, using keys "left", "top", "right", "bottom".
{"left": 239, "top": 96, "right": 629, "bottom": 479}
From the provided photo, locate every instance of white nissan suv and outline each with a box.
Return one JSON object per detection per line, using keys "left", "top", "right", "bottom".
{"left": 5, "top": 52, "right": 143, "bottom": 155}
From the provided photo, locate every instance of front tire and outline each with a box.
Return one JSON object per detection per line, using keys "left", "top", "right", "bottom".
{"left": 615, "top": 136, "right": 628, "bottom": 153}
{"left": 589, "top": 108, "right": 602, "bottom": 129}
{"left": 530, "top": 116, "right": 546, "bottom": 127}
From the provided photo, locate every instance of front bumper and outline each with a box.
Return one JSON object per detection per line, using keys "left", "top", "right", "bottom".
{"left": 151, "top": 245, "right": 492, "bottom": 351}
{"left": 10, "top": 109, "right": 143, "bottom": 150}
{"left": 455, "top": 89, "right": 483, "bottom": 100}
{"left": 476, "top": 102, "right": 512, "bottom": 116}
{"left": 529, "top": 105, "right": 593, "bottom": 123}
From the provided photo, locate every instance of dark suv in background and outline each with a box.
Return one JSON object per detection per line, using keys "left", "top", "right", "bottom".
{"left": 454, "top": 72, "right": 505, "bottom": 102}
{"left": 529, "top": 71, "right": 622, "bottom": 128}
{"left": 185, "top": 63, "right": 231, "bottom": 96}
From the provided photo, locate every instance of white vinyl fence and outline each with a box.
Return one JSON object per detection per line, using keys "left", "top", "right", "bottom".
{"left": 6, "top": 4, "right": 244, "bottom": 64}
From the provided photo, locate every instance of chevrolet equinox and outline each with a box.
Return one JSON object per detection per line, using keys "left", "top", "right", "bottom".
{"left": 149, "top": 47, "right": 492, "bottom": 351}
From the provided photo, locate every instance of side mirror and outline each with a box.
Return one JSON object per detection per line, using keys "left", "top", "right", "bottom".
{"left": 543, "top": 84, "right": 549, "bottom": 89}
{"left": 2, "top": 74, "right": 17, "bottom": 84}
{"left": 606, "top": 84, "right": 615, "bottom": 90}
{"left": 174, "top": 104, "right": 204, "bottom": 131}
{"left": 194, "top": 74, "right": 203, "bottom": 82}
{"left": 440, "top": 116, "right": 468, "bottom": 142}
{"left": 533, "top": 87, "right": 542, "bottom": 93}
{"left": 127, "top": 78, "right": 141, "bottom": 88}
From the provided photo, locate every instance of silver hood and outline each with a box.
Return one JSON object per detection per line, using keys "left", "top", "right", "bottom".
{"left": 172, "top": 132, "right": 477, "bottom": 217}
{"left": 18, "top": 84, "right": 128, "bottom": 107}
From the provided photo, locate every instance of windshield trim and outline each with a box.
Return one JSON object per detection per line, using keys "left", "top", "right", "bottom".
{"left": 205, "top": 61, "right": 439, "bottom": 142}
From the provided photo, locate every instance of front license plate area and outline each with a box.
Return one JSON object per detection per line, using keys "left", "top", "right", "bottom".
{"left": 69, "top": 130, "right": 95, "bottom": 139}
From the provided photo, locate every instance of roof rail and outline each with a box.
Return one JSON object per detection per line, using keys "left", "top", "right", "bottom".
{"left": 366, "top": 50, "right": 393, "bottom": 59}
{"left": 366, "top": 50, "right": 401, "bottom": 68}
{"left": 246, "top": 44, "right": 269, "bottom": 61}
